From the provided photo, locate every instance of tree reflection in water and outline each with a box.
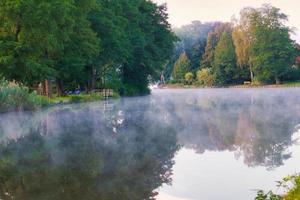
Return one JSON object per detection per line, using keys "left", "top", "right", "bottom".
{"left": 151, "top": 89, "right": 300, "bottom": 169}
{"left": 0, "top": 103, "right": 180, "bottom": 200}
{"left": 0, "top": 89, "right": 300, "bottom": 199}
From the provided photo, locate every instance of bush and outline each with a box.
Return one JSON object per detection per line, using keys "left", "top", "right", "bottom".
{"left": 197, "top": 68, "right": 215, "bottom": 86}
{"left": 255, "top": 175, "right": 300, "bottom": 200}
{"left": 284, "top": 175, "right": 300, "bottom": 200}
{"left": 0, "top": 78, "right": 49, "bottom": 112}
{"left": 185, "top": 72, "right": 194, "bottom": 85}
{"left": 255, "top": 190, "right": 281, "bottom": 200}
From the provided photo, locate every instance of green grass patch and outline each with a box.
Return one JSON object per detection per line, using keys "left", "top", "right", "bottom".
{"left": 282, "top": 80, "right": 300, "bottom": 87}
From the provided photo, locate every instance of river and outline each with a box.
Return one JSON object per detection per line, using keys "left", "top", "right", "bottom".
{"left": 0, "top": 88, "right": 299, "bottom": 200}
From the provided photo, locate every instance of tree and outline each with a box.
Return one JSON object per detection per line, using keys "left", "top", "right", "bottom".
{"left": 88, "top": 0, "right": 130, "bottom": 91}
{"left": 200, "top": 23, "right": 233, "bottom": 70}
{"left": 232, "top": 7, "right": 258, "bottom": 82}
{"left": 250, "top": 4, "right": 297, "bottom": 84}
{"left": 0, "top": 0, "right": 74, "bottom": 85}
{"left": 213, "top": 32, "right": 237, "bottom": 84}
{"left": 120, "top": 1, "right": 176, "bottom": 95}
{"left": 0, "top": 0, "right": 100, "bottom": 96}
{"left": 164, "top": 21, "right": 217, "bottom": 80}
{"left": 172, "top": 52, "right": 190, "bottom": 82}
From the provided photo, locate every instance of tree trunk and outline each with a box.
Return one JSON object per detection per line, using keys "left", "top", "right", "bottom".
{"left": 249, "top": 65, "right": 254, "bottom": 83}
{"left": 56, "top": 79, "right": 63, "bottom": 97}
{"left": 275, "top": 77, "right": 281, "bottom": 85}
{"left": 91, "top": 65, "right": 96, "bottom": 91}
{"left": 44, "top": 79, "right": 52, "bottom": 98}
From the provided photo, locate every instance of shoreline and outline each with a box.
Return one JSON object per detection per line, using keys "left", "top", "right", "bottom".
{"left": 161, "top": 83, "right": 300, "bottom": 89}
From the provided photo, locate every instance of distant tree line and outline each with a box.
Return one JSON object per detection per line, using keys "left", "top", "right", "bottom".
{"left": 169, "top": 4, "right": 300, "bottom": 86}
{"left": 0, "top": 0, "right": 176, "bottom": 96}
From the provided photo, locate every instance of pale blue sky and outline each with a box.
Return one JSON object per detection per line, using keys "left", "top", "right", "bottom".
{"left": 153, "top": 0, "right": 300, "bottom": 42}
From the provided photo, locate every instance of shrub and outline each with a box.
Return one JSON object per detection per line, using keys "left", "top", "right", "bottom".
{"left": 197, "top": 68, "right": 215, "bottom": 86}
{"left": 255, "top": 175, "right": 300, "bottom": 200}
{"left": 284, "top": 175, "right": 300, "bottom": 200}
{"left": 0, "top": 78, "right": 49, "bottom": 112}
{"left": 185, "top": 72, "right": 194, "bottom": 85}
{"left": 255, "top": 190, "right": 282, "bottom": 200}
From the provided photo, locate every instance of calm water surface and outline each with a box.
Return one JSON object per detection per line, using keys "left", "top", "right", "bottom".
{"left": 0, "top": 88, "right": 300, "bottom": 200}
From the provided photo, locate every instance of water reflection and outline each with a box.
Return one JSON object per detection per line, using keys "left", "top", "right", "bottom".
{"left": 0, "top": 103, "right": 180, "bottom": 200}
{"left": 0, "top": 88, "right": 300, "bottom": 200}
{"left": 151, "top": 89, "right": 300, "bottom": 169}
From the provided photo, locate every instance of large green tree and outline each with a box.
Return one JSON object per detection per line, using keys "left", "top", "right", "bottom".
{"left": 250, "top": 4, "right": 297, "bottom": 84}
{"left": 121, "top": 1, "right": 176, "bottom": 95}
{"left": 0, "top": 0, "right": 99, "bottom": 92}
{"left": 213, "top": 32, "right": 237, "bottom": 84}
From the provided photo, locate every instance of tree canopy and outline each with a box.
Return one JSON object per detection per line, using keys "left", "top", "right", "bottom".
{"left": 0, "top": 0, "right": 176, "bottom": 96}
{"left": 167, "top": 4, "right": 299, "bottom": 86}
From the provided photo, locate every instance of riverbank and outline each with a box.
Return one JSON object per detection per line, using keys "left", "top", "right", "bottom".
{"left": 0, "top": 93, "right": 119, "bottom": 113}
{"left": 163, "top": 81, "right": 300, "bottom": 89}
{"left": 0, "top": 79, "right": 119, "bottom": 113}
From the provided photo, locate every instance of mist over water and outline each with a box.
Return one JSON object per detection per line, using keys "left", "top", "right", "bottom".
{"left": 0, "top": 88, "right": 300, "bottom": 200}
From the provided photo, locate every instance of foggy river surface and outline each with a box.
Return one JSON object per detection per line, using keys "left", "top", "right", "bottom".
{"left": 0, "top": 88, "right": 300, "bottom": 200}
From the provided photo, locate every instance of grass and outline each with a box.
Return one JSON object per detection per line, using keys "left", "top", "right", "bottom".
{"left": 282, "top": 80, "right": 300, "bottom": 87}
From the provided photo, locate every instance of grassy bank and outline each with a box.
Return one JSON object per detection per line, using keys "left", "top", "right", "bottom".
{"left": 0, "top": 79, "right": 119, "bottom": 113}
{"left": 50, "top": 92, "right": 119, "bottom": 104}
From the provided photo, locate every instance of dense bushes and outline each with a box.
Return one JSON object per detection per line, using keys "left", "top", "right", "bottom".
{"left": 196, "top": 68, "right": 215, "bottom": 86}
{"left": 0, "top": 79, "right": 48, "bottom": 112}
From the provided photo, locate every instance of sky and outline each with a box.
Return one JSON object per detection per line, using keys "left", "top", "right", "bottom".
{"left": 153, "top": 0, "right": 300, "bottom": 43}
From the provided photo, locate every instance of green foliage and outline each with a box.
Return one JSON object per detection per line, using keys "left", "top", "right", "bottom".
{"left": 167, "top": 5, "right": 300, "bottom": 86}
{"left": 255, "top": 175, "right": 300, "bottom": 200}
{"left": 249, "top": 5, "right": 297, "bottom": 84}
{"left": 0, "top": 0, "right": 176, "bottom": 97}
{"left": 255, "top": 190, "right": 282, "bottom": 200}
{"left": 282, "top": 175, "right": 300, "bottom": 200}
{"left": 0, "top": 79, "right": 48, "bottom": 112}
{"left": 172, "top": 52, "right": 190, "bottom": 82}
{"left": 213, "top": 32, "right": 237, "bottom": 85}
{"left": 184, "top": 72, "right": 194, "bottom": 84}
{"left": 200, "top": 23, "right": 233, "bottom": 69}
{"left": 196, "top": 68, "right": 215, "bottom": 86}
